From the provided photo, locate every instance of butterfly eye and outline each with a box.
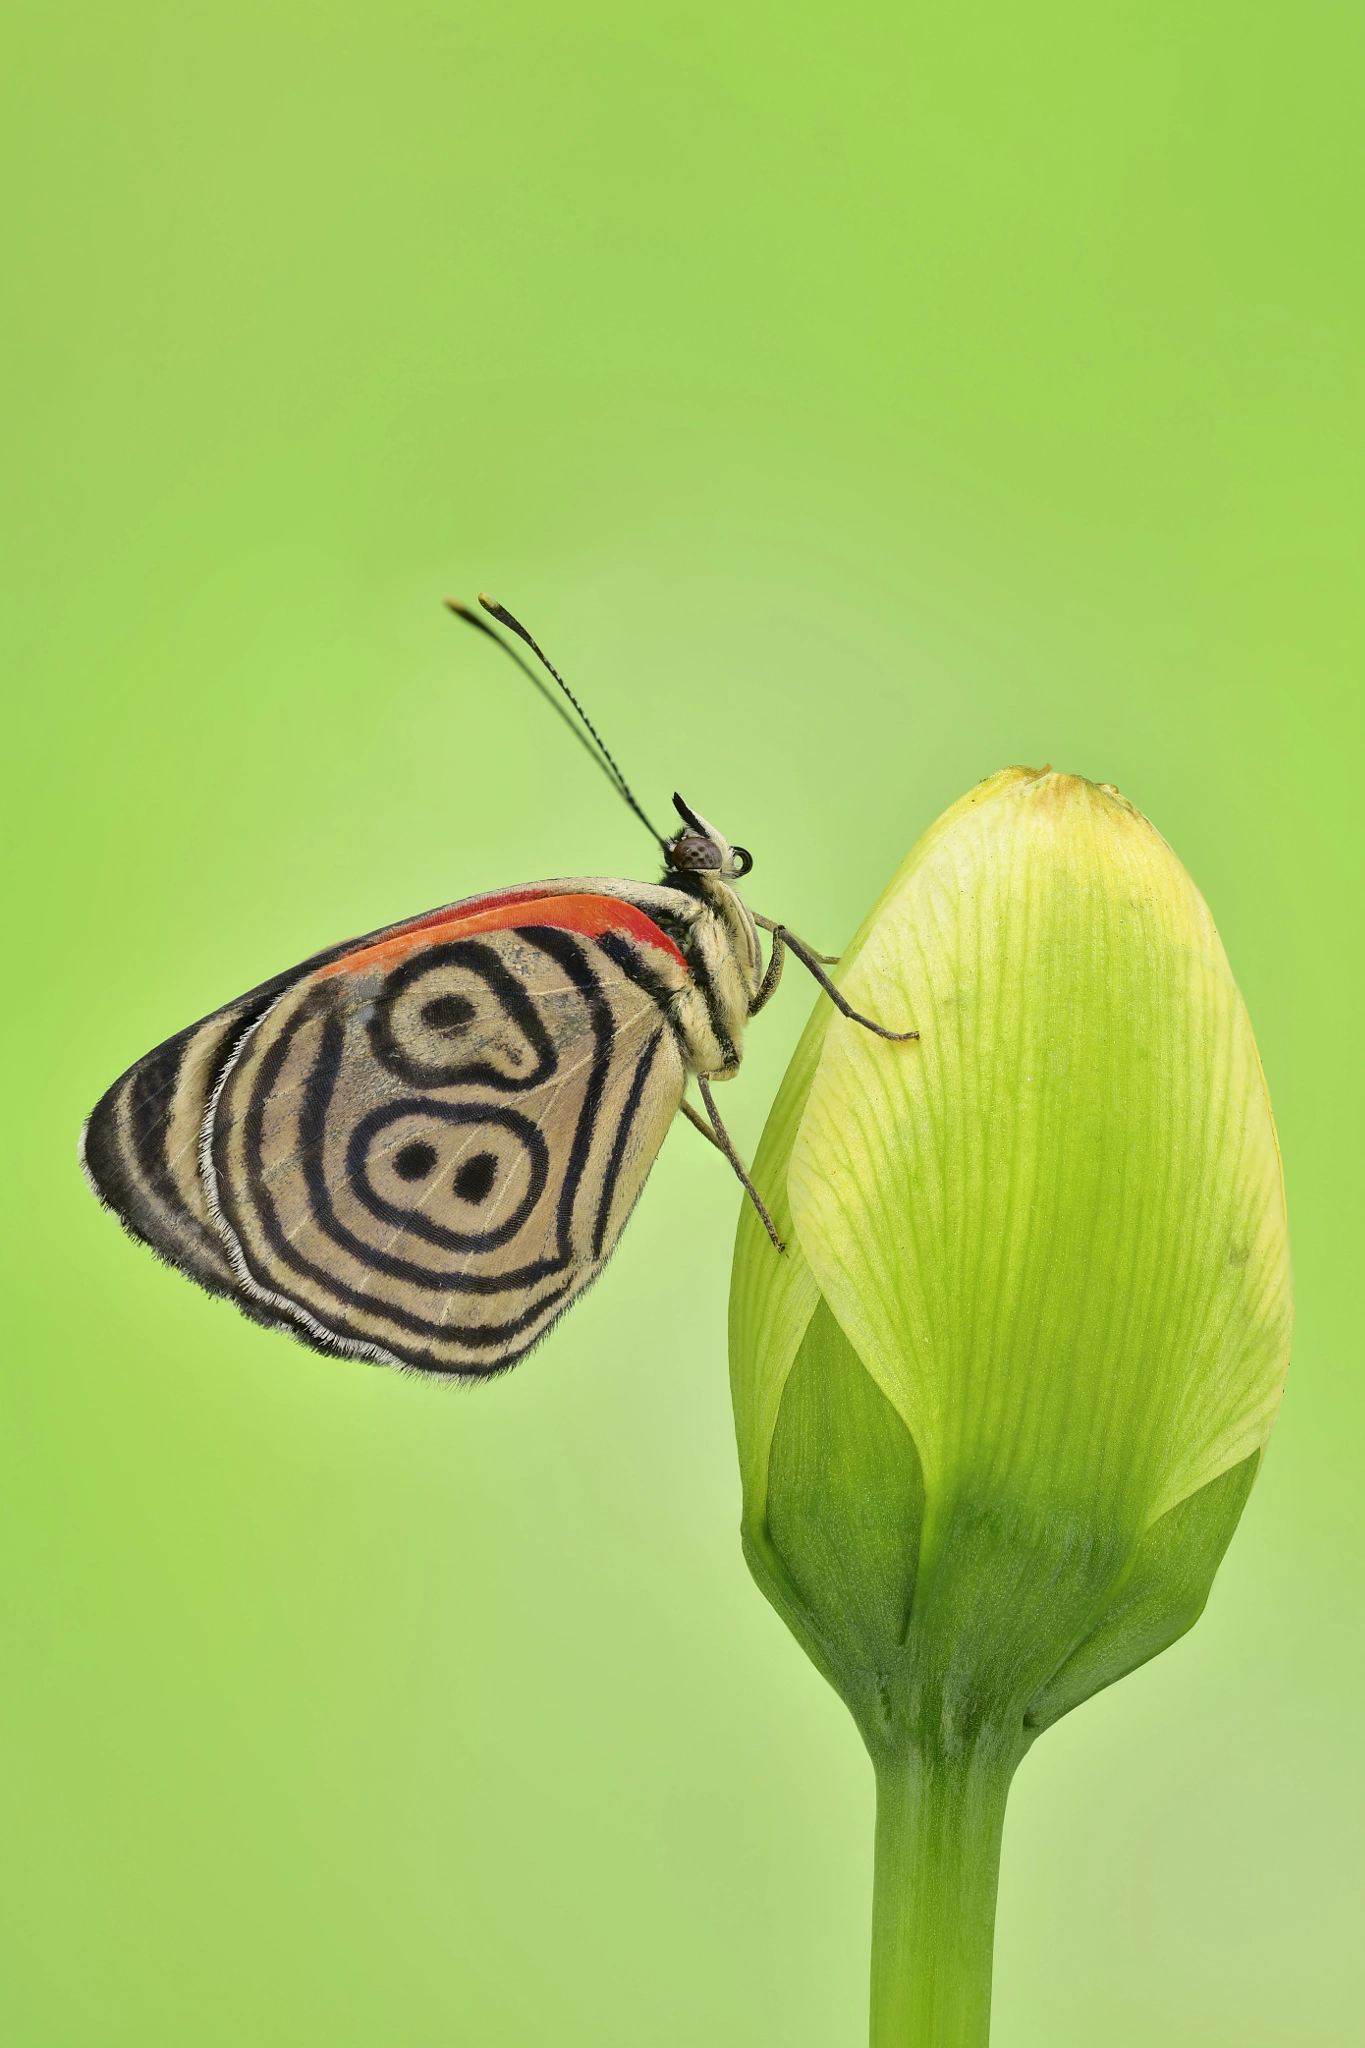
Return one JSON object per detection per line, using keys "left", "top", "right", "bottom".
{"left": 669, "top": 833, "right": 724, "bottom": 872}
{"left": 730, "top": 846, "right": 754, "bottom": 878}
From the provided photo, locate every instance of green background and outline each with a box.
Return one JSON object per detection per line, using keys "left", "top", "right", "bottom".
{"left": 5, "top": 4, "right": 1361, "bottom": 2042}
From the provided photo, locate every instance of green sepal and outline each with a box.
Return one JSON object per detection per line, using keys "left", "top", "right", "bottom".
{"left": 753, "top": 1297, "right": 925, "bottom": 1744}
{"left": 750, "top": 1297, "right": 1263, "bottom": 1765}
{"left": 1024, "top": 1449, "right": 1262, "bottom": 1733}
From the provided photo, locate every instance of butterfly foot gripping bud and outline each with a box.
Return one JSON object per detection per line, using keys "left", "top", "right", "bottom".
{"left": 728, "top": 768, "right": 1291, "bottom": 2047}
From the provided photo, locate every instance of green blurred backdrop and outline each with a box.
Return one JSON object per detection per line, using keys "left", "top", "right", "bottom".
{"left": 4, "top": 4, "right": 1361, "bottom": 2042}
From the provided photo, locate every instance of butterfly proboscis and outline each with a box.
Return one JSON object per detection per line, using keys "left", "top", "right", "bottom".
{"left": 80, "top": 597, "right": 918, "bottom": 1377}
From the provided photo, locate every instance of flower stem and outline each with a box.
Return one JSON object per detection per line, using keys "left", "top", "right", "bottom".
{"left": 869, "top": 1740, "right": 1018, "bottom": 2048}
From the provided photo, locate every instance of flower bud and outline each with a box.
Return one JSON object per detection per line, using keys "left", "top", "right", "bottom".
{"left": 729, "top": 769, "right": 1290, "bottom": 2046}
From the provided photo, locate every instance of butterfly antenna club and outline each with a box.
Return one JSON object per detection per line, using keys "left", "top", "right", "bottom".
{"left": 444, "top": 598, "right": 620, "bottom": 797}
{"left": 446, "top": 598, "right": 664, "bottom": 846}
{"left": 471, "top": 593, "right": 667, "bottom": 849}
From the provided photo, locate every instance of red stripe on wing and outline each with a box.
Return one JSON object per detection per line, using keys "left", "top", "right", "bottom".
{"left": 317, "top": 892, "right": 687, "bottom": 980}
{"left": 382, "top": 885, "right": 575, "bottom": 940}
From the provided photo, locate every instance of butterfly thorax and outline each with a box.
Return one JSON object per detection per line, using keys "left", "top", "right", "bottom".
{"left": 608, "top": 871, "right": 761, "bottom": 1081}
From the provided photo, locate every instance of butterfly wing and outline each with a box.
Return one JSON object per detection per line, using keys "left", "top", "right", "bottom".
{"left": 80, "top": 886, "right": 615, "bottom": 1309}
{"left": 80, "top": 947, "right": 357, "bottom": 1326}
{"left": 85, "top": 891, "right": 692, "bottom": 1374}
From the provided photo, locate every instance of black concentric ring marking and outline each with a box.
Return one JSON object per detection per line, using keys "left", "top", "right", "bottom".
{"left": 208, "top": 918, "right": 692, "bottom": 1368}
{"left": 125, "top": 1032, "right": 196, "bottom": 1203}
{"left": 83, "top": 908, "right": 438, "bottom": 1297}
{"left": 521, "top": 925, "right": 619, "bottom": 1252}
{"left": 217, "top": 926, "right": 623, "bottom": 1351}
{"left": 594, "top": 925, "right": 706, "bottom": 1067}
{"left": 215, "top": 1000, "right": 575, "bottom": 1347}
{"left": 368, "top": 938, "right": 558, "bottom": 1091}
{"left": 295, "top": 1007, "right": 567, "bottom": 1295}
{"left": 592, "top": 1027, "right": 665, "bottom": 1259}
{"left": 345, "top": 1098, "right": 549, "bottom": 1252}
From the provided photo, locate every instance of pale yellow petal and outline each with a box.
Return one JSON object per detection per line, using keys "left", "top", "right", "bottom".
{"left": 788, "top": 770, "right": 1290, "bottom": 1530}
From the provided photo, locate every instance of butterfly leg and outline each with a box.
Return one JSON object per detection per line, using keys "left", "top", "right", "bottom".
{"left": 747, "top": 929, "right": 786, "bottom": 1016}
{"left": 679, "top": 1096, "right": 726, "bottom": 1151}
{"left": 749, "top": 919, "right": 844, "bottom": 1019}
{"left": 752, "top": 916, "right": 918, "bottom": 1042}
{"left": 694, "top": 1076, "right": 784, "bottom": 1253}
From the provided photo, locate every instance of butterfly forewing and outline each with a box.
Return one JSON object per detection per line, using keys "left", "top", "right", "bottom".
{"left": 204, "top": 900, "right": 690, "bottom": 1373}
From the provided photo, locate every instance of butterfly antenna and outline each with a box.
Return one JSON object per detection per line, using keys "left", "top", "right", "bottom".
{"left": 461, "top": 594, "right": 667, "bottom": 849}
{"left": 444, "top": 599, "right": 624, "bottom": 801}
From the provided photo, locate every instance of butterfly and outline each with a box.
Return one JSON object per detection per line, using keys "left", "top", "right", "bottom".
{"left": 80, "top": 595, "right": 916, "bottom": 1377}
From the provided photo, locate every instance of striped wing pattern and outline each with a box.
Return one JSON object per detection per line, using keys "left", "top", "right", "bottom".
{"left": 80, "top": 941, "right": 364, "bottom": 1322}
{"left": 83, "top": 891, "right": 691, "bottom": 1374}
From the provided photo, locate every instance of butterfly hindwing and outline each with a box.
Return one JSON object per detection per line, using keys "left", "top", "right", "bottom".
{"left": 80, "top": 903, "right": 490, "bottom": 1320}
{"left": 195, "top": 894, "right": 690, "bottom": 1374}
{"left": 80, "top": 959, "right": 342, "bottom": 1322}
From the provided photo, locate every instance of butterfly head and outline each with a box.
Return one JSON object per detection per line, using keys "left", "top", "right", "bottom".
{"left": 665, "top": 793, "right": 754, "bottom": 883}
